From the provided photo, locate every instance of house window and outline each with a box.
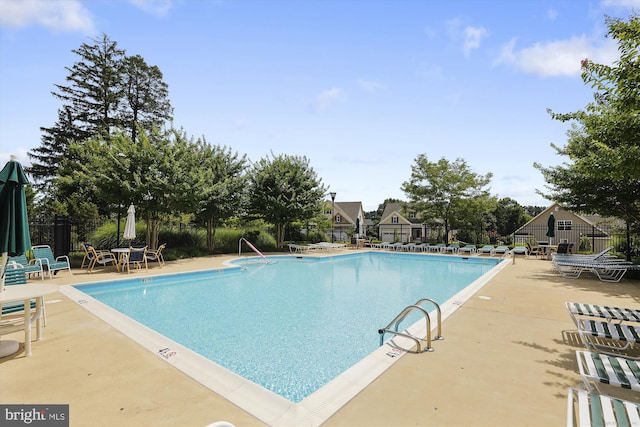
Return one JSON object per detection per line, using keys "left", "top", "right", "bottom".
{"left": 391, "top": 216, "right": 398, "bottom": 224}
{"left": 324, "top": 208, "right": 331, "bottom": 215}
{"left": 409, "top": 212, "right": 416, "bottom": 219}
{"left": 557, "top": 220, "right": 572, "bottom": 230}
{"left": 336, "top": 215, "right": 342, "bottom": 223}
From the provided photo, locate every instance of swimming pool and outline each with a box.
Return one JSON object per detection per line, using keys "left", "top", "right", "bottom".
{"left": 61, "top": 252, "right": 507, "bottom": 425}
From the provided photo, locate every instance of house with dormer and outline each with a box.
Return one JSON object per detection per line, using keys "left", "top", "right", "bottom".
{"left": 512, "top": 203, "right": 617, "bottom": 253}
{"left": 325, "top": 200, "right": 365, "bottom": 242}
{"left": 378, "top": 202, "right": 430, "bottom": 243}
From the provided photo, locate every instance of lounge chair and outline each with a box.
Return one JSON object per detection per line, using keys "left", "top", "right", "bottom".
{"left": 31, "top": 245, "right": 72, "bottom": 278}
{"left": 507, "top": 246, "right": 527, "bottom": 257}
{"left": 387, "top": 242, "right": 405, "bottom": 251}
{"left": 554, "top": 258, "right": 639, "bottom": 282}
{"left": 477, "top": 245, "right": 494, "bottom": 256}
{"left": 442, "top": 244, "right": 459, "bottom": 254}
{"left": 7, "top": 254, "right": 44, "bottom": 280}
{"left": 122, "top": 246, "right": 148, "bottom": 273}
{"left": 566, "top": 387, "right": 640, "bottom": 427}
{"left": 566, "top": 302, "right": 640, "bottom": 323}
{"left": 85, "top": 245, "right": 117, "bottom": 273}
{"left": 429, "top": 243, "right": 446, "bottom": 253}
{"left": 411, "top": 243, "right": 431, "bottom": 252}
{"left": 458, "top": 245, "right": 477, "bottom": 255}
{"left": 576, "top": 350, "right": 640, "bottom": 392}
{"left": 566, "top": 302, "right": 640, "bottom": 353}
{"left": 490, "top": 245, "right": 510, "bottom": 257}
{"left": 553, "top": 246, "right": 614, "bottom": 262}
{"left": 372, "top": 242, "right": 390, "bottom": 249}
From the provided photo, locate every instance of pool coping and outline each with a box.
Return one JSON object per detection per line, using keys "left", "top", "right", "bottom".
{"left": 58, "top": 252, "right": 510, "bottom": 426}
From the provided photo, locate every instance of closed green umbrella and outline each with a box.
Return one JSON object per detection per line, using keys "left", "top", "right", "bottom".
{"left": 0, "top": 155, "right": 31, "bottom": 288}
{"left": 545, "top": 213, "right": 555, "bottom": 245}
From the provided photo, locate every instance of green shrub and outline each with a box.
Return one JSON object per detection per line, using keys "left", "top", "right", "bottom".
{"left": 86, "top": 222, "right": 279, "bottom": 260}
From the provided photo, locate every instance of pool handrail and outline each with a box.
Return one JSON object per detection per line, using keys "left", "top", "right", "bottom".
{"left": 378, "top": 298, "right": 444, "bottom": 353}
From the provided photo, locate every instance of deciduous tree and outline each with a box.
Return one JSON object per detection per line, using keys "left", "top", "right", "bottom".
{"left": 401, "top": 156, "right": 494, "bottom": 243}
{"left": 535, "top": 15, "right": 640, "bottom": 259}
{"left": 249, "top": 153, "right": 327, "bottom": 248}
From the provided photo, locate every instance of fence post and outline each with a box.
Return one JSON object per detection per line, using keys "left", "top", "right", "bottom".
{"left": 54, "top": 215, "right": 72, "bottom": 258}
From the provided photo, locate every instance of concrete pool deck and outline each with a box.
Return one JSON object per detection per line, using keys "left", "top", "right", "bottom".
{"left": 1, "top": 250, "right": 640, "bottom": 426}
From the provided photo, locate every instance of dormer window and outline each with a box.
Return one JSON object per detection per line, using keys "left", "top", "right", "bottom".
{"left": 391, "top": 216, "right": 398, "bottom": 224}
{"left": 336, "top": 215, "right": 342, "bottom": 223}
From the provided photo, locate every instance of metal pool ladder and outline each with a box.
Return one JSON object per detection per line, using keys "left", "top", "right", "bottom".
{"left": 378, "top": 298, "right": 444, "bottom": 353}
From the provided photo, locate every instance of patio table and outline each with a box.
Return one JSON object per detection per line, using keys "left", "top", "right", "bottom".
{"left": 0, "top": 283, "right": 58, "bottom": 357}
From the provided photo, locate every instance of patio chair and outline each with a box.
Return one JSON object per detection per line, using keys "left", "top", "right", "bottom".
{"left": 85, "top": 245, "right": 117, "bottom": 273}
{"left": 145, "top": 243, "right": 166, "bottom": 267}
{"left": 556, "top": 242, "right": 574, "bottom": 254}
{"left": 576, "top": 350, "right": 640, "bottom": 392}
{"left": 123, "top": 246, "right": 148, "bottom": 273}
{"left": 7, "top": 254, "right": 44, "bottom": 280}
{"left": 31, "top": 245, "right": 72, "bottom": 279}
{"left": 525, "top": 242, "right": 544, "bottom": 259}
{"left": 566, "top": 302, "right": 640, "bottom": 353}
{"left": 566, "top": 387, "right": 640, "bottom": 427}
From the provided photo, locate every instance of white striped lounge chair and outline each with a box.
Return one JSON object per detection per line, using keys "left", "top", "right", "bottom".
{"left": 566, "top": 302, "right": 640, "bottom": 323}
{"left": 576, "top": 350, "right": 640, "bottom": 392}
{"left": 567, "top": 302, "right": 640, "bottom": 353}
{"left": 566, "top": 387, "right": 640, "bottom": 427}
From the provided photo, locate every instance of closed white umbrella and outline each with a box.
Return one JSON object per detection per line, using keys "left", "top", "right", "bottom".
{"left": 123, "top": 204, "right": 136, "bottom": 240}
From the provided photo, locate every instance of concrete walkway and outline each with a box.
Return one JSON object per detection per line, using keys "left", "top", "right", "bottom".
{"left": 1, "top": 252, "right": 639, "bottom": 426}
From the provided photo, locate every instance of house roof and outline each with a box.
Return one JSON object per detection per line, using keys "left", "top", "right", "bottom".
{"left": 325, "top": 200, "right": 363, "bottom": 225}
{"left": 513, "top": 203, "right": 614, "bottom": 235}
{"left": 380, "top": 202, "right": 423, "bottom": 224}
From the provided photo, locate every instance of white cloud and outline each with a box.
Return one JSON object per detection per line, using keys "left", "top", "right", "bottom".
{"left": 312, "top": 87, "right": 344, "bottom": 112}
{"left": 602, "top": 0, "right": 640, "bottom": 8}
{"left": 547, "top": 8, "right": 558, "bottom": 20}
{"left": 0, "top": 0, "right": 94, "bottom": 33}
{"left": 356, "top": 79, "right": 382, "bottom": 93}
{"left": 462, "top": 25, "right": 488, "bottom": 56}
{"left": 494, "top": 35, "right": 618, "bottom": 77}
{"left": 129, "top": 0, "right": 173, "bottom": 17}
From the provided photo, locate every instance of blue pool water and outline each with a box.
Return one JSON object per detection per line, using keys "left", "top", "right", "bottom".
{"left": 74, "top": 252, "right": 500, "bottom": 402}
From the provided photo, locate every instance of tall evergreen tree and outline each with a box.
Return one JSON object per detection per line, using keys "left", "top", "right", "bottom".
{"left": 121, "top": 54, "right": 173, "bottom": 143}
{"left": 29, "top": 34, "right": 125, "bottom": 190}
{"left": 28, "top": 34, "right": 173, "bottom": 210}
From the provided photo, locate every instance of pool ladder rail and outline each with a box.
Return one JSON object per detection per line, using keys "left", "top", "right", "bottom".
{"left": 378, "top": 298, "right": 443, "bottom": 353}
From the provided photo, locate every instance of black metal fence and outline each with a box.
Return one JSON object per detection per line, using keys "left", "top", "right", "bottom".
{"left": 29, "top": 216, "right": 101, "bottom": 257}
{"left": 511, "top": 223, "right": 636, "bottom": 256}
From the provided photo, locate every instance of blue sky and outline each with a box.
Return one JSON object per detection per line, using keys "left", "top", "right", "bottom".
{"left": 0, "top": 0, "right": 637, "bottom": 211}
